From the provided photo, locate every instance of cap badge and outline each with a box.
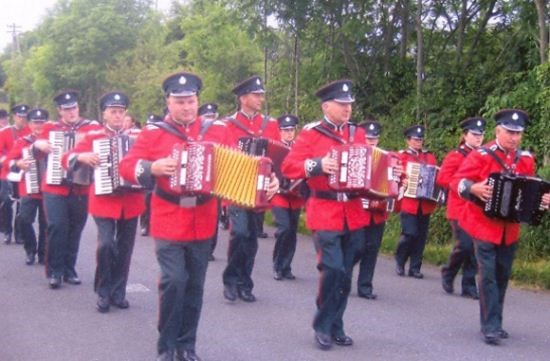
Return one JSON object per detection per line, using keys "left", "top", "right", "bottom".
{"left": 417, "top": 127, "right": 421, "bottom": 133}
{"left": 256, "top": 78, "right": 261, "bottom": 85}
{"left": 114, "top": 94, "right": 121, "bottom": 100}
{"left": 512, "top": 112, "right": 518, "bottom": 120}
{"left": 37, "top": 111, "right": 41, "bottom": 116}
{"left": 65, "top": 94, "right": 71, "bottom": 100}
{"left": 369, "top": 124, "right": 375, "bottom": 130}
{"left": 477, "top": 120, "right": 482, "bottom": 126}
{"left": 342, "top": 84, "right": 349, "bottom": 92}
{"left": 207, "top": 105, "right": 212, "bottom": 110}
{"left": 286, "top": 117, "right": 290, "bottom": 122}
{"left": 178, "top": 76, "right": 187, "bottom": 85}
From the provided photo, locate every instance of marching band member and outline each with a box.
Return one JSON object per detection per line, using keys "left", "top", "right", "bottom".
{"left": 0, "top": 104, "right": 30, "bottom": 244}
{"left": 33, "top": 90, "right": 101, "bottom": 289}
{"left": 394, "top": 125, "right": 438, "bottom": 279}
{"left": 282, "top": 79, "right": 367, "bottom": 350}
{"left": 221, "top": 75, "right": 280, "bottom": 303}
{"left": 271, "top": 114, "right": 304, "bottom": 281}
{"left": 451, "top": 109, "right": 550, "bottom": 345}
{"left": 4, "top": 108, "right": 48, "bottom": 265}
{"left": 438, "top": 117, "right": 486, "bottom": 299}
{"left": 119, "top": 72, "right": 232, "bottom": 361}
{"left": 62, "top": 92, "right": 145, "bottom": 313}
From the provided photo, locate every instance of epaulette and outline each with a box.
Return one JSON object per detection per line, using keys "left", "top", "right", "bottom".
{"left": 0, "top": 125, "right": 11, "bottom": 132}
{"left": 488, "top": 144, "right": 498, "bottom": 151}
{"left": 477, "top": 148, "right": 488, "bottom": 155}
{"left": 398, "top": 149, "right": 405, "bottom": 154}
{"left": 88, "top": 119, "right": 101, "bottom": 125}
{"left": 145, "top": 124, "right": 158, "bottom": 130}
{"left": 212, "top": 120, "right": 227, "bottom": 127}
{"left": 88, "top": 129, "right": 106, "bottom": 136}
{"left": 519, "top": 150, "right": 533, "bottom": 158}
{"left": 303, "top": 121, "right": 321, "bottom": 130}
{"left": 421, "top": 149, "right": 430, "bottom": 153}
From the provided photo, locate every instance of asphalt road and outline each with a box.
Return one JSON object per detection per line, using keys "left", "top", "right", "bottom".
{"left": 1, "top": 217, "right": 549, "bottom": 361}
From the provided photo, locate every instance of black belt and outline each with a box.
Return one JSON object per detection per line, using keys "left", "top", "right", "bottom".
{"left": 311, "top": 190, "right": 360, "bottom": 202}
{"left": 155, "top": 187, "right": 212, "bottom": 207}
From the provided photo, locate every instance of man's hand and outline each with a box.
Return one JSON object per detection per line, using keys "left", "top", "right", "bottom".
{"left": 321, "top": 152, "right": 337, "bottom": 175}
{"left": 266, "top": 173, "right": 280, "bottom": 199}
{"left": 33, "top": 139, "right": 52, "bottom": 153}
{"left": 541, "top": 192, "right": 550, "bottom": 210}
{"left": 77, "top": 153, "right": 100, "bottom": 168}
{"left": 151, "top": 158, "right": 177, "bottom": 176}
{"left": 470, "top": 179, "right": 492, "bottom": 202}
{"left": 16, "top": 159, "right": 30, "bottom": 171}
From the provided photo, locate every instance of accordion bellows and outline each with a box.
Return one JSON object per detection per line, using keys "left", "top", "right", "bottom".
{"left": 170, "top": 142, "right": 272, "bottom": 208}
{"left": 328, "top": 144, "right": 399, "bottom": 198}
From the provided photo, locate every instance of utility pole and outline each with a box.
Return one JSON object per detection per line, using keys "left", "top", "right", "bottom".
{"left": 6, "top": 23, "right": 21, "bottom": 56}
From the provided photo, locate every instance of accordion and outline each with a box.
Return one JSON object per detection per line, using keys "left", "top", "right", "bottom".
{"left": 170, "top": 142, "right": 273, "bottom": 208}
{"left": 22, "top": 147, "right": 41, "bottom": 194}
{"left": 404, "top": 162, "right": 445, "bottom": 203}
{"left": 46, "top": 131, "right": 92, "bottom": 186}
{"left": 238, "top": 137, "right": 289, "bottom": 178}
{"left": 93, "top": 135, "right": 142, "bottom": 195}
{"left": 483, "top": 173, "right": 549, "bottom": 225}
{"left": 328, "top": 145, "right": 400, "bottom": 198}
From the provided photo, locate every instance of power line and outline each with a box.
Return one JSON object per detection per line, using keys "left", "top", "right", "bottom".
{"left": 6, "top": 23, "right": 22, "bottom": 55}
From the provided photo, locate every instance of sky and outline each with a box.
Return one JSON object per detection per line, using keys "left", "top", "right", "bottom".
{"left": 0, "top": 0, "right": 175, "bottom": 51}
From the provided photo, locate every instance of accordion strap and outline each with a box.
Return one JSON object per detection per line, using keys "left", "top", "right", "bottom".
{"left": 482, "top": 147, "right": 521, "bottom": 174}
{"left": 226, "top": 113, "right": 270, "bottom": 137}
{"left": 152, "top": 121, "right": 189, "bottom": 142}
{"left": 312, "top": 123, "right": 357, "bottom": 144}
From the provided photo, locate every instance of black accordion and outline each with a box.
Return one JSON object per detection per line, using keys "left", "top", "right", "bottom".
{"left": 92, "top": 135, "right": 142, "bottom": 195}
{"left": 404, "top": 162, "right": 446, "bottom": 204}
{"left": 483, "top": 172, "right": 549, "bottom": 225}
{"left": 238, "top": 137, "right": 289, "bottom": 178}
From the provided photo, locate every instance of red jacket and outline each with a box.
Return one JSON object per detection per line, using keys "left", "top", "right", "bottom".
{"left": 437, "top": 144, "right": 473, "bottom": 221}
{"left": 450, "top": 140, "right": 535, "bottom": 245}
{"left": 0, "top": 125, "right": 31, "bottom": 179}
{"left": 398, "top": 148, "right": 438, "bottom": 215}
{"left": 281, "top": 119, "right": 369, "bottom": 232}
{"left": 62, "top": 127, "right": 145, "bottom": 219}
{"left": 38, "top": 119, "right": 102, "bottom": 196}
{"left": 119, "top": 116, "right": 230, "bottom": 242}
{"left": 3, "top": 135, "right": 43, "bottom": 199}
{"left": 224, "top": 111, "right": 280, "bottom": 147}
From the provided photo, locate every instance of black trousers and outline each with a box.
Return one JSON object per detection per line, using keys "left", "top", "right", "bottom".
{"left": 0, "top": 180, "right": 14, "bottom": 235}
{"left": 395, "top": 211, "right": 431, "bottom": 273}
{"left": 156, "top": 239, "right": 211, "bottom": 354}
{"left": 140, "top": 191, "right": 151, "bottom": 233}
{"left": 43, "top": 193, "right": 88, "bottom": 278}
{"left": 222, "top": 206, "right": 260, "bottom": 291}
{"left": 93, "top": 216, "right": 138, "bottom": 301}
{"left": 312, "top": 227, "right": 363, "bottom": 337}
{"left": 272, "top": 206, "right": 301, "bottom": 275}
{"left": 474, "top": 239, "right": 517, "bottom": 335}
{"left": 356, "top": 222, "right": 385, "bottom": 295}
{"left": 18, "top": 197, "right": 47, "bottom": 260}
{"left": 442, "top": 220, "right": 477, "bottom": 293}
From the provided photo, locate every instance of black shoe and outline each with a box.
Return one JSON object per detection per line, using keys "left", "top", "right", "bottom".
{"left": 314, "top": 331, "right": 332, "bottom": 350}
{"left": 15, "top": 237, "right": 23, "bottom": 245}
{"left": 483, "top": 332, "right": 501, "bottom": 345}
{"left": 37, "top": 256, "right": 45, "bottom": 265}
{"left": 273, "top": 271, "right": 283, "bottom": 281}
{"left": 223, "top": 284, "right": 237, "bottom": 302}
{"left": 63, "top": 276, "right": 81, "bottom": 285}
{"left": 176, "top": 349, "right": 202, "bottom": 361}
{"left": 110, "top": 299, "right": 130, "bottom": 309}
{"left": 3, "top": 233, "right": 11, "bottom": 244}
{"left": 157, "top": 350, "right": 175, "bottom": 361}
{"left": 358, "top": 292, "right": 377, "bottom": 300}
{"left": 396, "top": 264, "right": 405, "bottom": 276}
{"left": 49, "top": 276, "right": 62, "bottom": 289}
{"left": 332, "top": 334, "right": 353, "bottom": 346}
{"left": 140, "top": 227, "right": 149, "bottom": 236}
{"left": 25, "top": 253, "right": 36, "bottom": 266}
{"left": 442, "top": 278, "right": 454, "bottom": 294}
{"left": 408, "top": 270, "right": 424, "bottom": 279}
{"left": 97, "top": 297, "right": 110, "bottom": 313}
{"left": 258, "top": 232, "right": 268, "bottom": 239}
{"left": 208, "top": 254, "right": 215, "bottom": 261}
{"left": 238, "top": 289, "right": 256, "bottom": 302}
{"left": 497, "top": 329, "right": 509, "bottom": 339}
{"left": 461, "top": 289, "right": 479, "bottom": 300}
{"left": 283, "top": 271, "right": 296, "bottom": 280}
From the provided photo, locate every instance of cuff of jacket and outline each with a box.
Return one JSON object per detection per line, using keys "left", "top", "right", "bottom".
{"left": 135, "top": 160, "right": 155, "bottom": 189}
{"left": 304, "top": 157, "right": 323, "bottom": 177}
{"left": 457, "top": 179, "right": 474, "bottom": 200}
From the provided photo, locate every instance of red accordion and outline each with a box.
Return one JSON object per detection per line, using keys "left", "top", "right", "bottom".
{"left": 329, "top": 145, "right": 399, "bottom": 198}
